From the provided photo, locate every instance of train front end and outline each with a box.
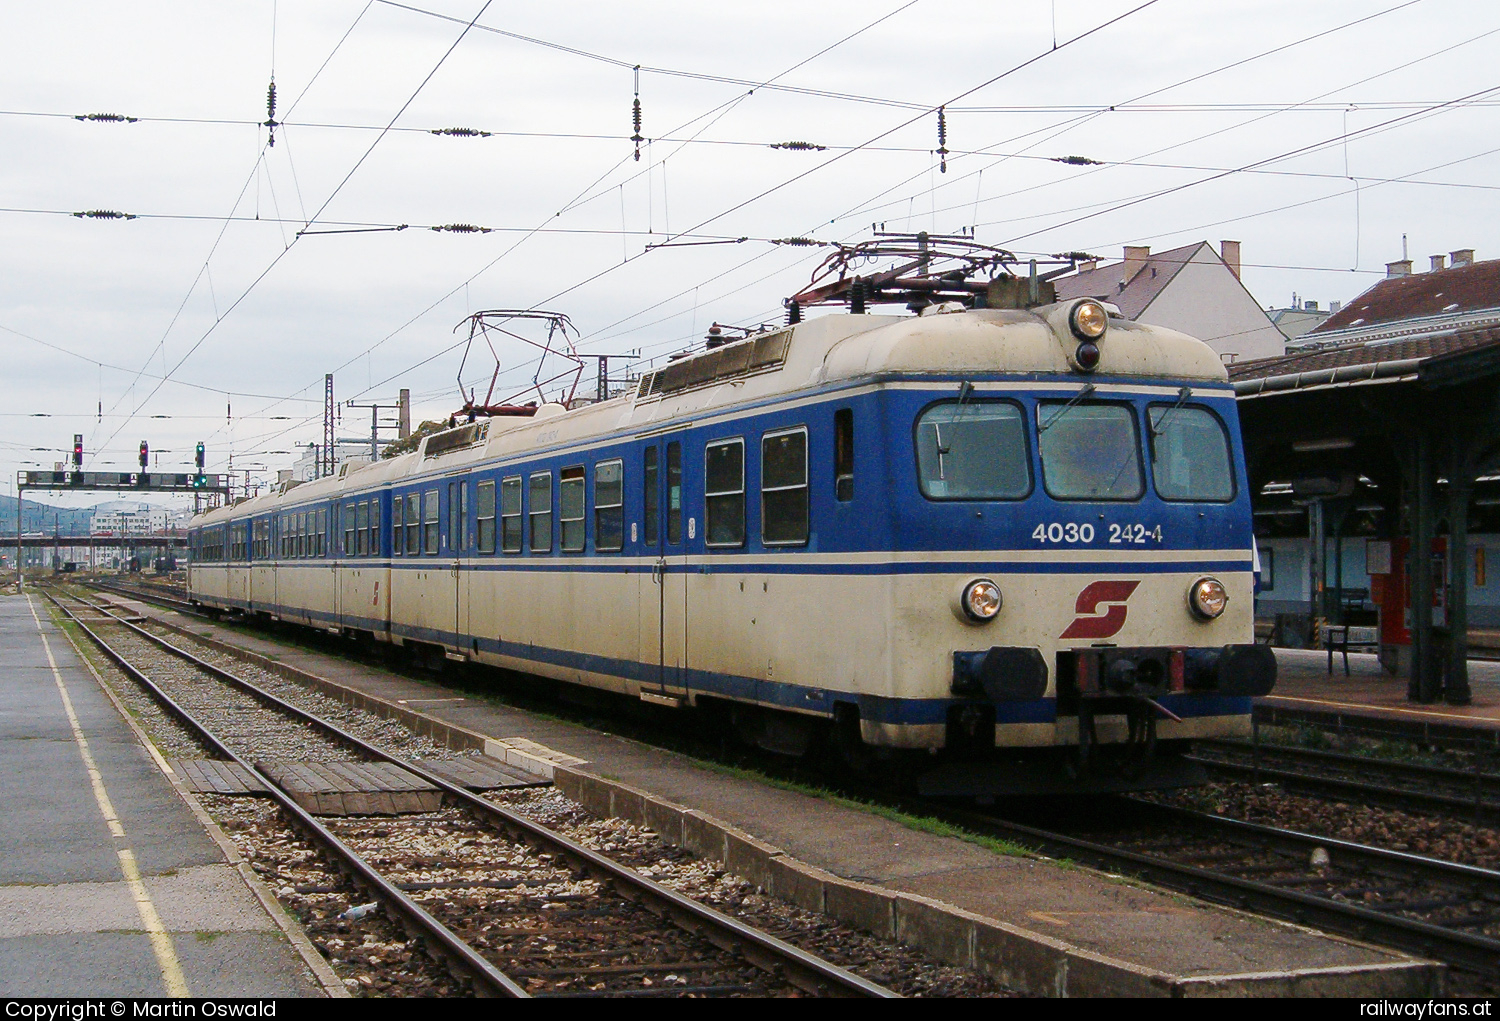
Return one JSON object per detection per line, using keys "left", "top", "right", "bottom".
{"left": 856, "top": 301, "right": 1273, "bottom": 796}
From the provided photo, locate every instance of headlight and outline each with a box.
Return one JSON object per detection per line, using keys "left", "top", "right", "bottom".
{"left": 1188, "top": 576, "right": 1228, "bottom": 620}
{"left": 1069, "top": 299, "right": 1108, "bottom": 341}
{"left": 961, "top": 578, "right": 1003, "bottom": 622}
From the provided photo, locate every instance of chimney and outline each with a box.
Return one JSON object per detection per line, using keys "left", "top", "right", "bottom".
{"left": 1451, "top": 248, "right": 1475, "bottom": 267}
{"left": 1122, "top": 245, "right": 1149, "bottom": 284}
{"left": 1220, "top": 240, "right": 1241, "bottom": 279}
{"left": 1303, "top": 300, "right": 1319, "bottom": 311}
{"left": 1386, "top": 259, "right": 1413, "bottom": 278}
{"left": 1079, "top": 259, "right": 1098, "bottom": 272}
{"left": 1331, "top": 300, "right": 1342, "bottom": 313}
{"left": 1430, "top": 254, "right": 1447, "bottom": 272}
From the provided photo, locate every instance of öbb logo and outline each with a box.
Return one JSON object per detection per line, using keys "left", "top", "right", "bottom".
{"left": 1059, "top": 580, "right": 1141, "bottom": 640}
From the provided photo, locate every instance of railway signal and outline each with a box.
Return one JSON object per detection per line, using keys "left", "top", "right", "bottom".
{"left": 194, "top": 442, "right": 207, "bottom": 488}
{"left": 72, "top": 434, "right": 83, "bottom": 467}
{"left": 139, "top": 440, "right": 149, "bottom": 471}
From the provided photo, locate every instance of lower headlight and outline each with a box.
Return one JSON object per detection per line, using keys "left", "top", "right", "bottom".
{"left": 1188, "top": 576, "right": 1228, "bottom": 620}
{"left": 961, "top": 578, "right": 1003, "bottom": 622}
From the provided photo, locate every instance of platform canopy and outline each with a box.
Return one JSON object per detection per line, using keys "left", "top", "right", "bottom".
{"left": 1231, "top": 324, "right": 1500, "bottom": 705}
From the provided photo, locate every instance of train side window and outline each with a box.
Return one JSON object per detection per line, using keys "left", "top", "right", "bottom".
{"left": 762, "top": 428, "right": 808, "bottom": 546}
{"left": 834, "top": 408, "right": 854, "bottom": 502}
{"left": 405, "top": 494, "right": 421, "bottom": 555}
{"left": 459, "top": 480, "right": 468, "bottom": 551}
{"left": 560, "top": 466, "right": 585, "bottom": 553}
{"left": 529, "top": 472, "right": 553, "bottom": 552}
{"left": 369, "top": 500, "right": 380, "bottom": 557}
{"left": 643, "top": 447, "right": 659, "bottom": 546}
{"left": 342, "top": 504, "right": 353, "bottom": 556}
{"left": 500, "top": 477, "right": 522, "bottom": 553}
{"left": 297, "top": 512, "right": 306, "bottom": 558}
{"left": 423, "top": 490, "right": 439, "bottom": 554}
{"left": 705, "top": 438, "right": 745, "bottom": 548}
{"left": 595, "top": 459, "right": 624, "bottom": 552}
{"left": 355, "top": 502, "right": 369, "bottom": 556}
{"left": 476, "top": 481, "right": 497, "bottom": 554}
{"left": 666, "top": 442, "right": 682, "bottom": 545}
{"left": 390, "top": 497, "right": 402, "bottom": 556}
{"left": 319, "top": 509, "right": 328, "bottom": 557}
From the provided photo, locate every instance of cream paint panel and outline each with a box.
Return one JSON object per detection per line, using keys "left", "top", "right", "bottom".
{"left": 250, "top": 565, "right": 276, "bottom": 613}
{"left": 392, "top": 564, "right": 451, "bottom": 644}
{"left": 339, "top": 565, "right": 389, "bottom": 632}
{"left": 226, "top": 566, "right": 249, "bottom": 607}
{"left": 276, "top": 564, "right": 337, "bottom": 626}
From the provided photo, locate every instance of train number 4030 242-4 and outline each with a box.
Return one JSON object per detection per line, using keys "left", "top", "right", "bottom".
{"left": 1031, "top": 522, "right": 1163, "bottom": 544}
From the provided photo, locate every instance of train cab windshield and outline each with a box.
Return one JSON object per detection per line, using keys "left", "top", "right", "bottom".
{"left": 915, "top": 401, "right": 1030, "bottom": 499}
{"left": 1037, "top": 402, "right": 1143, "bottom": 501}
{"left": 1147, "top": 404, "right": 1235, "bottom": 502}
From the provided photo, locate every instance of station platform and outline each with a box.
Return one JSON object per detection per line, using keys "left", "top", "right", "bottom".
{"left": 103, "top": 594, "right": 1443, "bottom": 996}
{"left": 1261, "top": 648, "right": 1500, "bottom": 737}
{"left": 0, "top": 594, "right": 326, "bottom": 997}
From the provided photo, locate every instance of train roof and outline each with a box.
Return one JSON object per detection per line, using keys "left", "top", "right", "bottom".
{"left": 191, "top": 303, "right": 1227, "bottom": 527}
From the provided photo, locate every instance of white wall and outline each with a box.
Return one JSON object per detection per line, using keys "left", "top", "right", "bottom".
{"left": 1139, "top": 247, "right": 1286, "bottom": 362}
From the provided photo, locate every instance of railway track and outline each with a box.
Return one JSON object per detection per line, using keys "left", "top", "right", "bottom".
{"left": 48, "top": 591, "right": 894, "bottom": 999}
{"left": 898, "top": 794, "right": 1500, "bottom": 987}
{"left": 1189, "top": 738, "right": 1500, "bottom": 824}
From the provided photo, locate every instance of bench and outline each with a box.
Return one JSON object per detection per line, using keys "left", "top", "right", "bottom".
{"left": 1325, "top": 624, "right": 1380, "bottom": 676}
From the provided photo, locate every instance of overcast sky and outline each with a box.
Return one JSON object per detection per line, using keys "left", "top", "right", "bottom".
{"left": 3, "top": 0, "right": 1496, "bottom": 508}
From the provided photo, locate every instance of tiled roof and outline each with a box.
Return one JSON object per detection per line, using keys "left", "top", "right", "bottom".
{"left": 1053, "top": 241, "right": 1207, "bottom": 319}
{"left": 1310, "top": 259, "right": 1500, "bottom": 334}
{"left": 1228, "top": 325, "right": 1500, "bottom": 382}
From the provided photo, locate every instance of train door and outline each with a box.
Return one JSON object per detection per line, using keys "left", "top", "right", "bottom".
{"left": 638, "top": 440, "right": 688, "bottom": 700}
{"left": 448, "top": 478, "right": 468, "bottom": 654}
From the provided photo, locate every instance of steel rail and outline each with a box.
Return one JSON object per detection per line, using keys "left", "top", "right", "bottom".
{"left": 1255, "top": 703, "right": 1500, "bottom": 753}
{"left": 894, "top": 794, "right": 1500, "bottom": 978}
{"left": 55, "top": 591, "right": 894, "bottom": 999}
{"left": 1190, "top": 740, "right": 1500, "bottom": 823}
{"left": 48, "top": 593, "right": 529, "bottom": 998}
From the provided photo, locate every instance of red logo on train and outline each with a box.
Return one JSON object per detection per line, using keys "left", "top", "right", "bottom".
{"left": 1058, "top": 580, "right": 1141, "bottom": 640}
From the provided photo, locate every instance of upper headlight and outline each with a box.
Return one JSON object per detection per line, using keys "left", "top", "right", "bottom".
{"left": 961, "top": 578, "right": 1003, "bottom": 622}
{"left": 1188, "top": 576, "right": 1228, "bottom": 620}
{"left": 1069, "top": 299, "right": 1108, "bottom": 341}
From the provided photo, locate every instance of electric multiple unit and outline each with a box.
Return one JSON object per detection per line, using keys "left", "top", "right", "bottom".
{"left": 188, "top": 300, "right": 1274, "bottom": 795}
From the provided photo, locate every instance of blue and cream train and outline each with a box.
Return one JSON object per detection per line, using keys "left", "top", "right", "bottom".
{"left": 188, "top": 300, "right": 1275, "bottom": 794}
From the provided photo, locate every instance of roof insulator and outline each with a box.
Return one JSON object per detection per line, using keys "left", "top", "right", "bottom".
{"left": 431, "top": 127, "right": 491, "bottom": 137}
{"left": 72, "top": 210, "right": 136, "bottom": 220}
{"left": 1052, "top": 155, "right": 1103, "bottom": 166}
{"left": 772, "top": 237, "right": 824, "bottom": 246}
{"left": 265, "top": 79, "right": 278, "bottom": 147}
{"left": 430, "top": 223, "right": 491, "bottom": 233}
{"left": 770, "top": 141, "right": 827, "bottom": 151}
{"left": 74, "top": 113, "right": 138, "bottom": 123}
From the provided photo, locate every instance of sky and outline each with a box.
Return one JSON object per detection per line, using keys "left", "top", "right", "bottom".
{"left": 2, "top": 0, "right": 1497, "bottom": 509}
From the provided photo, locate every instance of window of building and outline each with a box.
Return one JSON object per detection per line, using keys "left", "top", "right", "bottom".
{"left": 529, "top": 472, "right": 552, "bottom": 552}
{"left": 476, "top": 480, "right": 496, "bottom": 554}
{"left": 423, "top": 490, "right": 439, "bottom": 554}
{"left": 595, "top": 460, "right": 624, "bottom": 552}
{"left": 560, "top": 466, "right": 585, "bottom": 552}
{"left": 762, "top": 428, "right": 808, "bottom": 545}
{"left": 643, "top": 447, "right": 659, "bottom": 546}
{"left": 501, "top": 477, "right": 522, "bottom": 553}
{"left": 1036, "top": 402, "right": 1142, "bottom": 501}
{"left": 916, "top": 401, "right": 1031, "bottom": 500}
{"left": 705, "top": 438, "right": 745, "bottom": 548}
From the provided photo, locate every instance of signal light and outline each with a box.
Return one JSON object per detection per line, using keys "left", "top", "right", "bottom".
{"left": 73, "top": 434, "right": 83, "bottom": 467}
{"left": 195, "top": 442, "right": 205, "bottom": 471}
{"left": 139, "top": 440, "right": 149, "bottom": 471}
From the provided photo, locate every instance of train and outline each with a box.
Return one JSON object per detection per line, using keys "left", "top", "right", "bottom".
{"left": 187, "top": 295, "right": 1275, "bottom": 795}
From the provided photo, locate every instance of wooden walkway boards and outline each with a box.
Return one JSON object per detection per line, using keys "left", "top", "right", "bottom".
{"left": 169, "top": 759, "right": 267, "bottom": 795}
{"left": 257, "top": 760, "right": 442, "bottom": 816}
{"left": 415, "top": 755, "right": 548, "bottom": 791}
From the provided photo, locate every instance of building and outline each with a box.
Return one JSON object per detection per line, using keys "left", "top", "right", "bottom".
{"left": 90, "top": 502, "right": 170, "bottom": 536}
{"left": 1052, "top": 240, "right": 1286, "bottom": 362}
{"left": 1288, "top": 249, "right": 1499, "bottom": 351}
{"left": 1267, "top": 298, "right": 1339, "bottom": 342}
{"left": 288, "top": 442, "right": 375, "bottom": 483}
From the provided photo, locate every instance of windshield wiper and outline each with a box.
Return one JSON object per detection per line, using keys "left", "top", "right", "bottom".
{"left": 1038, "top": 383, "right": 1096, "bottom": 433}
{"left": 1149, "top": 386, "right": 1193, "bottom": 455}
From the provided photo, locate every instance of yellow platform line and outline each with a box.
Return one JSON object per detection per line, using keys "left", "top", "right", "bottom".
{"left": 27, "top": 595, "right": 189, "bottom": 997}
